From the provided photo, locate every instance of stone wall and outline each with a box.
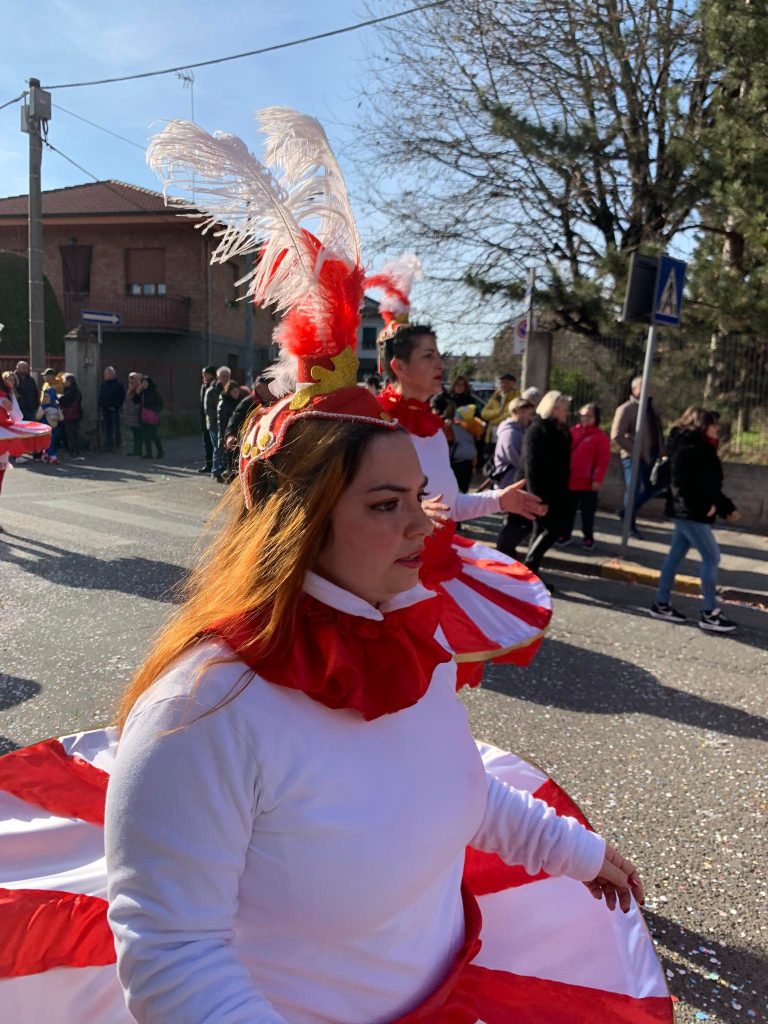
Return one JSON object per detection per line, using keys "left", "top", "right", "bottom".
{"left": 597, "top": 454, "right": 768, "bottom": 534}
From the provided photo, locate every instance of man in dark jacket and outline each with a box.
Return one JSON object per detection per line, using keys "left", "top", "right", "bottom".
{"left": 205, "top": 365, "right": 231, "bottom": 480}
{"left": 98, "top": 367, "right": 125, "bottom": 452}
{"left": 198, "top": 365, "right": 216, "bottom": 474}
{"left": 610, "top": 375, "right": 664, "bottom": 537}
{"left": 14, "top": 360, "right": 39, "bottom": 421}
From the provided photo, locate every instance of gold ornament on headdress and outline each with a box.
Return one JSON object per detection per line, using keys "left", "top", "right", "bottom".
{"left": 289, "top": 346, "right": 359, "bottom": 410}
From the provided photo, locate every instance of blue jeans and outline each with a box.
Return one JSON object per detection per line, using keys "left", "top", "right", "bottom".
{"left": 657, "top": 519, "right": 720, "bottom": 611}
{"left": 45, "top": 424, "right": 61, "bottom": 458}
{"left": 619, "top": 456, "right": 653, "bottom": 525}
{"left": 209, "top": 427, "right": 226, "bottom": 476}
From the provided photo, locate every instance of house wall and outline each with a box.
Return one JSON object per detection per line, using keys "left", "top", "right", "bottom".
{"left": 0, "top": 220, "right": 277, "bottom": 362}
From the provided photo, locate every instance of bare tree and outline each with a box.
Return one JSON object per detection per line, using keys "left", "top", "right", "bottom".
{"left": 356, "top": 0, "right": 714, "bottom": 334}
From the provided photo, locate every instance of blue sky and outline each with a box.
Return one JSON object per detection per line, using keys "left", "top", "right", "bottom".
{"left": 1, "top": 1, "right": 493, "bottom": 346}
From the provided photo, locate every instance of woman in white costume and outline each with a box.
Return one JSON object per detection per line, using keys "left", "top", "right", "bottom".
{"left": 368, "top": 265, "right": 552, "bottom": 686}
{"left": 0, "top": 371, "right": 51, "bottom": 530}
{"left": 0, "top": 110, "right": 671, "bottom": 1024}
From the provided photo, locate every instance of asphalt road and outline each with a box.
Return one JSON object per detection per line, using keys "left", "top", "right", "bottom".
{"left": 2, "top": 438, "right": 766, "bottom": 1024}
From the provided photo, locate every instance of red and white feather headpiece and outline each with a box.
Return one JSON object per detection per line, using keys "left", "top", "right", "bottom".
{"left": 148, "top": 107, "right": 397, "bottom": 505}
{"left": 363, "top": 254, "right": 424, "bottom": 373}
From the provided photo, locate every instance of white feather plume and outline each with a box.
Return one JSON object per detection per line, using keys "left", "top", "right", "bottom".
{"left": 147, "top": 112, "right": 361, "bottom": 326}
{"left": 371, "top": 254, "right": 424, "bottom": 314}
{"left": 258, "top": 107, "right": 360, "bottom": 268}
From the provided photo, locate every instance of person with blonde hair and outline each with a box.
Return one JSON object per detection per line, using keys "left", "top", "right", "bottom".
{"left": 521, "top": 390, "right": 572, "bottom": 581}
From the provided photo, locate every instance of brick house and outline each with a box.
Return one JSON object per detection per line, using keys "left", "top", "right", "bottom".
{"left": 0, "top": 179, "right": 385, "bottom": 410}
{"left": 0, "top": 180, "right": 280, "bottom": 413}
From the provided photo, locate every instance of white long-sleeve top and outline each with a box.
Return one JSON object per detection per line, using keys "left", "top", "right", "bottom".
{"left": 410, "top": 428, "right": 503, "bottom": 521}
{"left": 105, "top": 573, "right": 604, "bottom": 1024}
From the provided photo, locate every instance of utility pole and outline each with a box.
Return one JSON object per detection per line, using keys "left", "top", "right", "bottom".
{"left": 20, "top": 78, "right": 51, "bottom": 383}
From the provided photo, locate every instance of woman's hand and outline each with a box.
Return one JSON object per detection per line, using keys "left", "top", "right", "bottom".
{"left": 498, "top": 479, "right": 546, "bottom": 519}
{"left": 422, "top": 494, "right": 450, "bottom": 530}
{"left": 591, "top": 481, "right": 602, "bottom": 492}
{"left": 726, "top": 509, "right": 740, "bottom": 524}
{"left": 584, "top": 844, "right": 645, "bottom": 913}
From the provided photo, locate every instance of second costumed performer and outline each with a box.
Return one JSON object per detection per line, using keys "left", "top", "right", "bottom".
{"left": 368, "top": 260, "right": 552, "bottom": 686}
{"left": 0, "top": 108, "right": 672, "bottom": 1024}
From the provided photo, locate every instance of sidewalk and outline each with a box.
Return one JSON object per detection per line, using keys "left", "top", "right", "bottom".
{"left": 464, "top": 511, "right": 768, "bottom": 609}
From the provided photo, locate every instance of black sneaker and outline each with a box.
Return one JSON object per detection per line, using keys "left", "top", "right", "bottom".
{"left": 698, "top": 608, "right": 737, "bottom": 633}
{"left": 198, "top": 465, "right": 213, "bottom": 474}
{"left": 649, "top": 602, "right": 686, "bottom": 624}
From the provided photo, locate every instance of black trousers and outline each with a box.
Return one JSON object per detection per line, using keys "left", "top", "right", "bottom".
{"left": 451, "top": 460, "right": 474, "bottom": 494}
{"left": 563, "top": 490, "right": 598, "bottom": 542}
{"left": 525, "top": 505, "right": 569, "bottom": 574}
{"left": 202, "top": 426, "right": 213, "bottom": 468}
{"left": 497, "top": 514, "right": 532, "bottom": 559}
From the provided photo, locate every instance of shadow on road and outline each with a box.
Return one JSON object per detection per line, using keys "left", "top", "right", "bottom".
{"left": 484, "top": 638, "right": 766, "bottom": 742}
{"left": 647, "top": 911, "right": 766, "bottom": 1023}
{"left": 0, "top": 532, "right": 186, "bottom": 603}
{"left": 0, "top": 675, "right": 42, "bottom": 756}
{"left": 551, "top": 574, "right": 767, "bottom": 653}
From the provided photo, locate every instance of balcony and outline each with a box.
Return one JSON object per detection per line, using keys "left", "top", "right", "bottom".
{"left": 63, "top": 293, "right": 191, "bottom": 333}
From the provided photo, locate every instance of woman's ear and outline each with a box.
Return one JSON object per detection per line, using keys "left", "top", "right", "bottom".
{"left": 389, "top": 357, "right": 400, "bottom": 378}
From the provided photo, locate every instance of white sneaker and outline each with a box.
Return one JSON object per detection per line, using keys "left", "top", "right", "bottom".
{"left": 698, "top": 608, "right": 737, "bottom": 633}
{"left": 649, "top": 602, "right": 686, "bottom": 624}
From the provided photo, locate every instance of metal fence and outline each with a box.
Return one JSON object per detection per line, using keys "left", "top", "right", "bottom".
{"left": 549, "top": 332, "right": 768, "bottom": 463}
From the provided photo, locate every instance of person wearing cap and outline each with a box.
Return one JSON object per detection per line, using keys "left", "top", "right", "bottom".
{"left": 521, "top": 390, "right": 572, "bottom": 581}
{"left": 480, "top": 372, "right": 518, "bottom": 444}
{"left": 493, "top": 396, "right": 536, "bottom": 557}
{"left": 198, "top": 365, "right": 217, "bottom": 474}
{"left": 38, "top": 368, "right": 62, "bottom": 464}
{"left": 102, "top": 109, "right": 648, "bottom": 1024}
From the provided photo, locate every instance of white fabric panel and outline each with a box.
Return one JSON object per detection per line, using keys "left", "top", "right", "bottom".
{"left": 60, "top": 728, "right": 119, "bottom": 771}
{"left": 476, "top": 743, "right": 549, "bottom": 793}
{"left": 1, "top": 966, "right": 131, "bottom": 1024}
{"left": 441, "top": 576, "right": 540, "bottom": 647}
{"left": 459, "top": 553, "right": 551, "bottom": 612}
{"left": 475, "top": 875, "right": 668, "bottom": 999}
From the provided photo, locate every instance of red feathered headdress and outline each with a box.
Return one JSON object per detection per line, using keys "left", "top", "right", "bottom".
{"left": 363, "top": 254, "right": 424, "bottom": 373}
{"left": 148, "top": 107, "right": 397, "bottom": 505}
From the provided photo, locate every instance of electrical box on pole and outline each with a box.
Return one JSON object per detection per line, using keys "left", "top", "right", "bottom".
{"left": 21, "top": 78, "right": 51, "bottom": 384}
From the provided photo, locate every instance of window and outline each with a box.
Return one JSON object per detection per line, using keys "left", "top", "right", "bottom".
{"left": 126, "top": 248, "right": 166, "bottom": 296}
{"left": 361, "top": 326, "right": 377, "bottom": 351}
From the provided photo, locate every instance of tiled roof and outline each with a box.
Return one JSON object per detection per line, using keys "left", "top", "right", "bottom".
{"left": 0, "top": 180, "right": 196, "bottom": 217}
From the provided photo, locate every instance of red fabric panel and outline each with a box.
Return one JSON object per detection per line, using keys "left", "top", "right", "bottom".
{"left": 0, "top": 888, "right": 115, "bottom": 978}
{"left": 461, "top": 552, "right": 542, "bottom": 587}
{"left": 456, "top": 569, "right": 552, "bottom": 631}
{"left": 0, "top": 738, "right": 109, "bottom": 826}
{"left": 463, "top": 780, "right": 593, "bottom": 896}
{"left": 455, "top": 965, "right": 674, "bottom": 1023}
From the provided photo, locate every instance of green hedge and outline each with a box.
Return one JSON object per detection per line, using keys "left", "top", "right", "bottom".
{"left": 0, "top": 250, "right": 66, "bottom": 354}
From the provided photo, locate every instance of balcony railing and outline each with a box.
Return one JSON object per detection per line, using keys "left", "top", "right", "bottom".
{"left": 63, "top": 293, "right": 191, "bottom": 333}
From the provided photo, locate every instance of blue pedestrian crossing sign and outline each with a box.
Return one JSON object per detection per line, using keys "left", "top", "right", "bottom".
{"left": 653, "top": 256, "right": 686, "bottom": 326}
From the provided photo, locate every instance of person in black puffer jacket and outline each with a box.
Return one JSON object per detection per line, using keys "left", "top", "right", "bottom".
{"left": 521, "top": 390, "right": 572, "bottom": 580}
{"left": 650, "top": 407, "right": 740, "bottom": 633}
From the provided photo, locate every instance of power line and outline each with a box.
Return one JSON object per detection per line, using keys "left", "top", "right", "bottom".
{"left": 52, "top": 102, "right": 145, "bottom": 150}
{"left": 41, "top": 1, "right": 450, "bottom": 90}
{"left": 0, "top": 91, "right": 25, "bottom": 111}
{"left": 41, "top": 139, "right": 177, "bottom": 215}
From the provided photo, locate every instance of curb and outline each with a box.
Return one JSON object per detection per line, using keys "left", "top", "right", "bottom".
{"left": 545, "top": 554, "right": 768, "bottom": 608}
{"left": 463, "top": 525, "right": 768, "bottom": 609}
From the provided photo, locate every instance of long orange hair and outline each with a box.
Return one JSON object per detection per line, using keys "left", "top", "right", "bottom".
{"left": 117, "top": 417, "right": 390, "bottom": 728}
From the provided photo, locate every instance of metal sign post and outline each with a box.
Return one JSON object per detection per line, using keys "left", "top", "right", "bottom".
{"left": 520, "top": 268, "right": 536, "bottom": 388}
{"left": 619, "top": 254, "right": 686, "bottom": 555}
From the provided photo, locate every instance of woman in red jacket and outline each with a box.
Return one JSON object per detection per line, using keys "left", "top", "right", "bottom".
{"left": 558, "top": 403, "right": 611, "bottom": 550}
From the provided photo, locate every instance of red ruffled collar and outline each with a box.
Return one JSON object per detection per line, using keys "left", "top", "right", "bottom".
{"left": 378, "top": 385, "right": 443, "bottom": 437}
{"left": 211, "top": 588, "right": 451, "bottom": 721}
